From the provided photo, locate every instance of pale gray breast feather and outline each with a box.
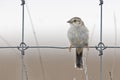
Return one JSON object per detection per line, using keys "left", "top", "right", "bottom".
{"left": 67, "top": 26, "right": 89, "bottom": 46}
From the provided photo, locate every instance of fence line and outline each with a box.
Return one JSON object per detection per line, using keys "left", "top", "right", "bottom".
{"left": 0, "top": 45, "right": 120, "bottom": 49}
{"left": 0, "top": 0, "right": 120, "bottom": 80}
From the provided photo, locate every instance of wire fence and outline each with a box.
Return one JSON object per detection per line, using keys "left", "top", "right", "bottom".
{"left": 0, "top": 45, "right": 120, "bottom": 49}
{"left": 0, "top": 0, "right": 119, "bottom": 80}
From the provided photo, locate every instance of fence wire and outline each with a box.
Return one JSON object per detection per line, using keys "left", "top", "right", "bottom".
{"left": 0, "top": 45, "right": 120, "bottom": 49}
{"left": 0, "top": 0, "right": 120, "bottom": 80}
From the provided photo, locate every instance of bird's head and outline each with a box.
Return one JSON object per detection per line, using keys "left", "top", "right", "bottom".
{"left": 67, "top": 17, "right": 84, "bottom": 27}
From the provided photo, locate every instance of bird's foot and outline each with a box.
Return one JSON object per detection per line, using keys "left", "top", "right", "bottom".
{"left": 68, "top": 44, "right": 72, "bottom": 52}
{"left": 86, "top": 45, "right": 89, "bottom": 51}
{"left": 69, "top": 47, "right": 71, "bottom": 52}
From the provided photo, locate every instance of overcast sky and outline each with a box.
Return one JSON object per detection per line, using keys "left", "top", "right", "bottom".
{"left": 0, "top": 1, "right": 120, "bottom": 80}
{"left": 0, "top": 0, "right": 120, "bottom": 46}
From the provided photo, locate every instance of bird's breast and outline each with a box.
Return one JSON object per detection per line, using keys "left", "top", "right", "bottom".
{"left": 67, "top": 27, "right": 88, "bottom": 47}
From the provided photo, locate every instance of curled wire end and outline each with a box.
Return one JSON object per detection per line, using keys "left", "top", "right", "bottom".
{"left": 96, "top": 42, "right": 106, "bottom": 56}
{"left": 99, "top": 0, "right": 103, "bottom": 5}
{"left": 99, "top": 50, "right": 103, "bottom": 56}
{"left": 18, "top": 42, "right": 29, "bottom": 52}
{"left": 21, "top": 0, "right": 25, "bottom": 5}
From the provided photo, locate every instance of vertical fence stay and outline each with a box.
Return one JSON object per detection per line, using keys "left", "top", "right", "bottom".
{"left": 0, "top": 0, "right": 120, "bottom": 80}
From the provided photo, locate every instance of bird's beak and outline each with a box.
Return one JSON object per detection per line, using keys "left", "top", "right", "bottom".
{"left": 67, "top": 20, "right": 72, "bottom": 23}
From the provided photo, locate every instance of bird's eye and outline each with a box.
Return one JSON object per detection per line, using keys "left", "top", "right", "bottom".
{"left": 73, "top": 20, "right": 77, "bottom": 22}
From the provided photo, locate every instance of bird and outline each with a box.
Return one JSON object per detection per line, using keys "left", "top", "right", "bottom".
{"left": 67, "top": 17, "right": 89, "bottom": 69}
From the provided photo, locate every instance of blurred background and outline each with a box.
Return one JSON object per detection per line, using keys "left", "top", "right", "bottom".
{"left": 0, "top": 0, "right": 120, "bottom": 80}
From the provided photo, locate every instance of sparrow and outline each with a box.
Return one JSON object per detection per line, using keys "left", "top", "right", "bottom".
{"left": 67, "top": 17, "right": 89, "bottom": 69}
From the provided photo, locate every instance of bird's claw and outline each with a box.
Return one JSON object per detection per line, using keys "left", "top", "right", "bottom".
{"left": 86, "top": 46, "right": 89, "bottom": 51}
{"left": 68, "top": 44, "right": 72, "bottom": 52}
{"left": 69, "top": 47, "right": 72, "bottom": 52}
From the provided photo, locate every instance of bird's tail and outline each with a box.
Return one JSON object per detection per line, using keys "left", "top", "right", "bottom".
{"left": 76, "top": 48, "right": 83, "bottom": 69}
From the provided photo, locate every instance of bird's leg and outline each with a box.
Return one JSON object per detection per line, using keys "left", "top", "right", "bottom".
{"left": 69, "top": 44, "right": 72, "bottom": 52}
{"left": 86, "top": 45, "right": 89, "bottom": 51}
